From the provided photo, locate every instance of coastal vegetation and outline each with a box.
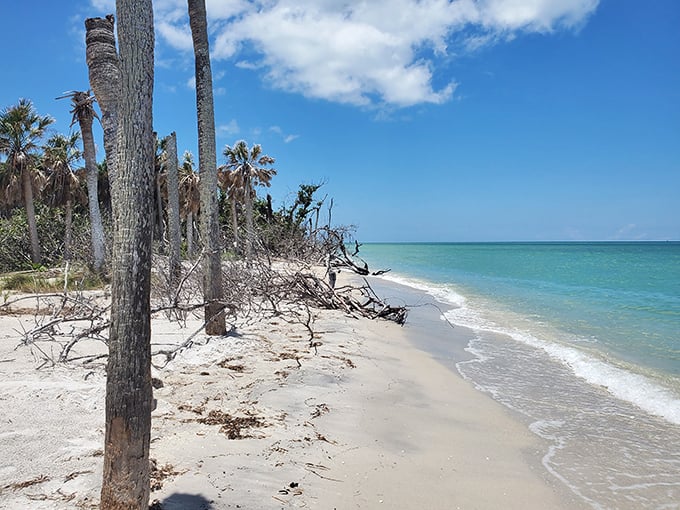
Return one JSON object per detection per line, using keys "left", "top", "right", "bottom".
{"left": 0, "top": 3, "right": 404, "bottom": 509}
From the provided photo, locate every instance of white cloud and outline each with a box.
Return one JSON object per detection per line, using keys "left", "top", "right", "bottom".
{"left": 270, "top": 126, "right": 299, "bottom": 143}
{"left": 157, "top": 20, "right": 193, "bottom": 51}
{"left": 150, "top": 0, "right": 600, "bottom": 107}
{"left": 217, "top": 119, "right": 240, "bottom": 136}
{"left": 90, "top": 0, "right": 115, "bottom": 12}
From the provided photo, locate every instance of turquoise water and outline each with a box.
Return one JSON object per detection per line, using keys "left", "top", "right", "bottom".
{"left": 359, "top": 242, "right": 680, "bottom": 509}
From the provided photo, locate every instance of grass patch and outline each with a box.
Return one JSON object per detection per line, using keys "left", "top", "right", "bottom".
{"left": 0, "top": 268, "right": 108, "bottom": 293}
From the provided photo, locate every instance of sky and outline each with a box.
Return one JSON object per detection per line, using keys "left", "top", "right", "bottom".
{"left": 1, "top": 0, "right": 678, "bottom": 242}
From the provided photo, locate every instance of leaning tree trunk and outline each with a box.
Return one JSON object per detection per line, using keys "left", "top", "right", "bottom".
{"left": 164, "top": 132, "right": 182, "bottom": 287}
{"left": 76, "top": 95, "right": 106, "bottom": 272}
{"left": 99, "top": 0, "right": 155, "bottom": 508}
{"left": 21, "top": 164, "right": 41, "bottom": 265}
{"left": 85, "top": 15, "right": 120, "bottom": 186}
{"left": 188, "top": 0, "right": 226, "bottom": 336}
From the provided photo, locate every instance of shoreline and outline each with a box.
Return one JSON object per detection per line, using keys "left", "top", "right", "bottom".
{"left": 1, "top": 279, "right": 585, "bottom": 509}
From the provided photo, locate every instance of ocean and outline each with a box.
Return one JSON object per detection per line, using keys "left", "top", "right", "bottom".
{"left": 358, "top": 242, "right": 680, "bottom": 510}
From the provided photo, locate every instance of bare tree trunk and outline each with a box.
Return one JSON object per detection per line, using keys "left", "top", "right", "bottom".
{"left": 85, "top": 15, "right": 120, "bottom": 186}
{"left": 244, "top": 181, "right": 254, "bottom": 261}
{"left": 64, "top": 198, "right": 73, "bottom": 261}
{"left": 188, "top": 0, "right": 226, "bottom": 336}
{"left": 77, "top": 97, "right": 106, "bottom": 272}
{"left": 99, "top": 1, "right": 154, "bottom": 508}
{"left": 21, "top": 164, "right": 41, "bottom": 265}
{"left": 165, "top": 132, "right": 181, "bottom": 286}
{"left": 155, "top": 172, "right": 164, "bottom": 249}
{"left": 230, "top": 199, "right": 239, "bottom": 254}
{"left": 186, "top": 211, "right": 194, "bottom": 258}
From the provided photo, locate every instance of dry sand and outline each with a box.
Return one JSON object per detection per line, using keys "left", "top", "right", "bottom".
{"left": 0, "top": 288, "right": 586, "bottom": 509}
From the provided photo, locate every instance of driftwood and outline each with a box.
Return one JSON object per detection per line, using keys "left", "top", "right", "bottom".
{"left": 3, "top": 235, "right": 407, "bottom": 367}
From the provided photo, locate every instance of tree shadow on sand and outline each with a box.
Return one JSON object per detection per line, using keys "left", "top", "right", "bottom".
{"left": 150, "top": 493, "right": 214, "bottom": 510}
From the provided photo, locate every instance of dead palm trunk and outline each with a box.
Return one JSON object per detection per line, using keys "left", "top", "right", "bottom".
{"left": 64, "top": 197, "right": 73, "bottom": 261}
{"left": 186, "top": 211, "right": 195, "bottom": 258}
{"left": 21, "top": 163, "right": 41, "bottom": 265}
{"left": 165, "top": 132, "right": 181, "bottom": 286}
{"left": 155, "top": 171, "right": 164, "bottom": 248}
{"left": 188, "top": 0, "right": 226, "bottom": 335}
{"left": 85, "top": 15, "right": 120, "bottom": 186}
{"left": 99, "top": 1, "right": 155, "bottom": 508}
{"left": 74, "top": 93, "right": 106, "bottom": 272}
{"left": 244, "top": 179, "right": 254, "bottom": 260}
{"left": 230, "top": 199, "right": 239, "bottom": 254}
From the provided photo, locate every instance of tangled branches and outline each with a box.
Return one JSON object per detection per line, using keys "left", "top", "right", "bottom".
{"left": 2, "top": 234, "right": 406, "bottom": 368}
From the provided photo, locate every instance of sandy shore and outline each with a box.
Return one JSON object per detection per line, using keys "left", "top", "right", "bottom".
{"left": 0, "top": 279, "right": 585, "bottom": 509}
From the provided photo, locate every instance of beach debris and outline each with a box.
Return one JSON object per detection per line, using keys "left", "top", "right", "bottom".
{"left": 1, "top": 474, "right": 50, "bottom": 492}
{"left": 310, "top": 403, "right": 330, "bottom": 419}
{"left": 149, "top": 458, "right": 182, "bottom": 491}
{"left": 196, "top": 409, "right": 267, "bottom": 439}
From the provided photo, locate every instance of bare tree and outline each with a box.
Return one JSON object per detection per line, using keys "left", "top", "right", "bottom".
{"left": 85, "top": 15, "right": 120, "bottom": 186}
{"left": 58, "top": 91, "right": 107, "bottom": 272}
{"left": 188, "top": 0, "right": 227, "bottom": 335}
{"left": 98, "top": 1, "right": 155, "bottom": 508}
{"left": 164, "top": 132, "right": 182, "bottom": 287}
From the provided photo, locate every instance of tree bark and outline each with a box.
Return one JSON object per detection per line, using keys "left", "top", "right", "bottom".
{"left": 230, "top": 199, "right": 239, "bottom": 254}
{"left": 85, "top": 15, "right": 120, "bottom": 186}
{"left": 77, "top": 99, "right": 106, "bottom": 272}
{"left": 64, "top": 197, "right": 73, "bottom": 261}
{"left": 244, "top": 179, "right": 254, "bottom": 261}
{"left": 99, "top": 1, "right": 155, "bottom": 508}
{"left": 154, "top": 170, "right": 164, "bottom": 248}
{"left": 186, "top": 211, "right": 194, "bottom": 258}
{"left": 21, "top": 163, "right": 41, "bottom": 265}
{"left": 188, "top": 0, "right": 226, "bottom": 336}
{"left": 165, "top": 132, "right": 182, "bottom": 287}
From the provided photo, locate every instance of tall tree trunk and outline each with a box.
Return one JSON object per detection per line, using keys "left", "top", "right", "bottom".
{"left": 244, "top": 181, "right": 254, "bottom": 261}
{"left": 186, "top": 211, "right": 194, "bottom": 258}
{"left": 64, "top": 198, "right": 73, "bottom": 261}
{"left": 77, "top": 100, "right": 106, "bottom": 272}
{"left": 21, "top": 164, "right": 41, "bottom": 265}
{"left": 155, "top": 173, "right": 164, "bottom": 250}
{"left": 188, "top": 0, "right": 226, "bottom": 336}
{"left": 85, "top": 15, "right": 120, "bottom": 186}
{"left": 230, "top": 199, "right": 239, "bottom": 254}
{"left": 99, "top": 1, "right": 154, "bottom": 508}
{"left": 165, "top": 132, "right": 181, "bottom": 286}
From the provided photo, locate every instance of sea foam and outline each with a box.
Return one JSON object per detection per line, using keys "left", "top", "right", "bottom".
{"left": 377, "top": 272, "right": 680, "bottom": 426}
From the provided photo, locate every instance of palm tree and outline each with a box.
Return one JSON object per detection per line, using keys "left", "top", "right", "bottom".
{"left": 57, "top": 90, "right": 106, "bottom": 272}
{"left": 217, "top": 164, "right": 244, "bottom": 254}
{"left": 179, "top": 151, "right": 200, "bottom": 258}
{"left": 99, "top": 0, "right": 155, "bottom": 508}
{"left": 42, "top": 132, "right": 85, "bottom": 261}
{"left": 188, "top": 0, "right": 226, "bottom": 336}
{"left": 222, "top": 141, "right": 276, "bottom": 259}
{"left": 0, "top": 99, "right": 54, "bottom": 265}
{"left": 85, "top": 15, "right": 119, "bottom": 186}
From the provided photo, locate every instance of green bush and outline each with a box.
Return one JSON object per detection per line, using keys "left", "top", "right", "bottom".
{"left": 0, "top": 203, "right": 93, "bottom": 272}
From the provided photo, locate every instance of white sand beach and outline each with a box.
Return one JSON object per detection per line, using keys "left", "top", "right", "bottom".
{"left": 0, "top": 280, "right": 586, "bottom": 510}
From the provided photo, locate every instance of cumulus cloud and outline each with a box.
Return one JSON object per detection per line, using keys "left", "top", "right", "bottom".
{"left": 217, "top": 119, "right": 240, "bottom": 136}
{"left": 99, "top": 0, "right": 600, "bottom": 107}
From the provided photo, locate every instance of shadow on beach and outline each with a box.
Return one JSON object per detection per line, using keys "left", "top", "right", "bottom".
{"left": 151, "top": 493, "right": 214, "bottom": 510}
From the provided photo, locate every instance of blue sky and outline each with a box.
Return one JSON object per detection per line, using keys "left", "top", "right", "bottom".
{"left": 1, "top": 0, "right": 678, "bottom": 242}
